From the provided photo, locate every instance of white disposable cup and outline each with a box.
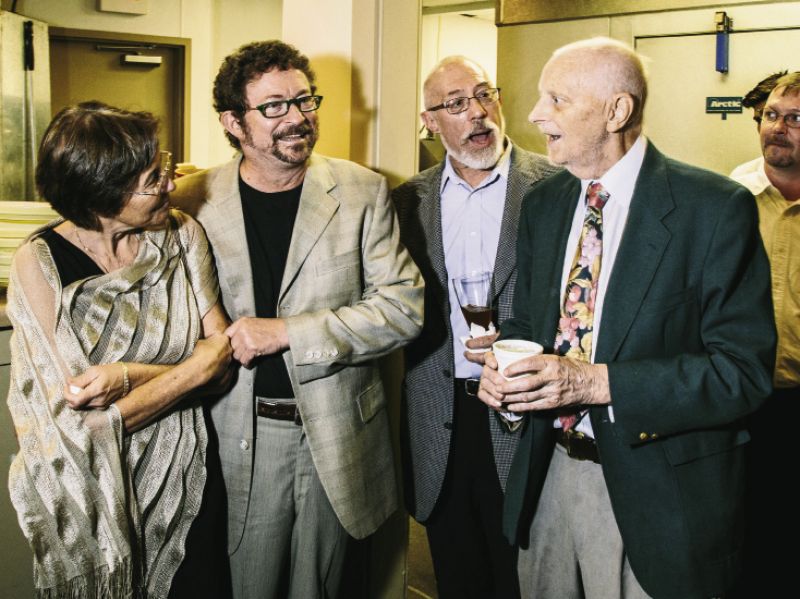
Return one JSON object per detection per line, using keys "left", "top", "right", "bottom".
{"left": 492, "top": 339, "right": 544, "bottom": 380}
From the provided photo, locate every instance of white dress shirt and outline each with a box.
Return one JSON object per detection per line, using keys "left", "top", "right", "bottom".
{"left": 555, "top": 135, "right": 647, "bottom": 436}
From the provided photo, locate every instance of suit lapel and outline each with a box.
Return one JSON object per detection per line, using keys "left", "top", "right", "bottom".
{"left": 420, "top": 164, "right": 450, "bottom": 305}
{"left": 205, "top": 157, "right": 257, "bottom": 319}
{"left": 492, "top": 146, "right": 526, "bottom": 300}
{"left": 594, "top": 142, "right": 674, "bottom": 363}
{"left": 279, "top": 155, "right": 339, "bottom": 301}
{"left": 532, "top": 176, "right": 581, "bottom": 348}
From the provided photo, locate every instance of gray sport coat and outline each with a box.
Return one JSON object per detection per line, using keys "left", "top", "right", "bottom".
{"left": 171, "top": 154, "right": 424, "bottom": 547}
{"left": 392, "top": 144, "right": 559, "bottom": 521}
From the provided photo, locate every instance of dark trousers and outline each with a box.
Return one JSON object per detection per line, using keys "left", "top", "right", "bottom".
{"left": 735, "top": 386, "right": 799, "bottom": 598}
{"left": 169, "top": 410, "right": 232, "bottom": 599}
{"left": 424, "top": 381, "right": 520, "bottom": 599}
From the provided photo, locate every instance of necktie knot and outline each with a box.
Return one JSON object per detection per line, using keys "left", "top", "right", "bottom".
{"left": 587, "top": 181, "right": 610, "bottom": 210}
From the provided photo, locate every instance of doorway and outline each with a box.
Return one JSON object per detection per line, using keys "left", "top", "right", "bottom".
{"left": 49, "top": 28, "right": 189, "bottom": 162}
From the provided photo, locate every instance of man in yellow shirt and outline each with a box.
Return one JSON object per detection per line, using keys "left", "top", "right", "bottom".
{"left": 730, "top": 70, "right": 800, "bottom": 597}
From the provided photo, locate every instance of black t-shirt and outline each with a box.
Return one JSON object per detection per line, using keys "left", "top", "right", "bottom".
{"left": 39, "top": 228, "right": 104, "bottom": 285}
{"left": 239, "top": 176, "right": 302, "bottom": 399}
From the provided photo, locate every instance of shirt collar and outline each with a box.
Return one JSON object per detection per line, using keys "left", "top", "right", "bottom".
{"left": 440, "top": 138, "right": 512, "bottom": 194}
{"left": 734, "top": 157, "right": 776, "bottom": 196}
{"left": 580, "top": 135, "right": 647, "bottom": 205}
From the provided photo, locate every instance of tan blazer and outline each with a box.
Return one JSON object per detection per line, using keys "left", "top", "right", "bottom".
{"left": 171, "top": 154, "right": 424, "bottom": 547}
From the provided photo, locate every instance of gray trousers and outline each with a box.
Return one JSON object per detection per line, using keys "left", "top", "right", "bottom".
{"left": 230, "top": 417, "right": 349, "bottom": 599}
{"left": 517, "top": 444, "right": 650, "bottom": 599}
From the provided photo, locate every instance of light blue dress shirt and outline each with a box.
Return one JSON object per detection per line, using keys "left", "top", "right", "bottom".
{"left": 440, "top": 144, "right": 512, "bottom": 379}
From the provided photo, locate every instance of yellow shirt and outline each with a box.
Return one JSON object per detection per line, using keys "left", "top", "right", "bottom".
{"left": 731, "top": 157, "right": 800, "bottom": 388}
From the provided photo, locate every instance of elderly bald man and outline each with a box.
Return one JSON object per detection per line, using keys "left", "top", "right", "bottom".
{"left": 393, "top": 56, "right": 556, "bottom": 599}
{"left": 478, "top": 38, "right": 775, "bottom": 599}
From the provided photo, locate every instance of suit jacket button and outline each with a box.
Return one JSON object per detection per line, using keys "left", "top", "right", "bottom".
{"left": 444, "top": 421, "right": 453, "bottom": 430}
{"left": 239, "top": 439, "right": 250, "bottom": 451}
{"left": 639, "top": 432, "right": 648, "bottom": 441}
{"left": 442, "top": 369, "right": 452, "bottom": 378}
{"left": 650, "top": 433, "right": 659, "bottom": 440}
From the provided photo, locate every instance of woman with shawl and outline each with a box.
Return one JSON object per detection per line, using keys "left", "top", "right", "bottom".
{"left": 6, "top": 102, "right": 233, "bottom": 598}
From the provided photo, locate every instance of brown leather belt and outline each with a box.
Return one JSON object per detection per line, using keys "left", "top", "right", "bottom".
{"left": 256, "top": 398, "right": 302, "bottom": 425}
{"left": 557, "top": 428, "right": 600, "bottom": 464}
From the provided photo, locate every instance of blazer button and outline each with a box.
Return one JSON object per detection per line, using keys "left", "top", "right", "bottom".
{"left": 442, "top": 369, "right": 452, "bottom": 378}
{"left": 639, "top": 432, "right": 648, "bottom": 441}
{"left": 239, "top": 439, "right": 250, "bottom": 451}
{"left": 650, "top": 433, "right": 659, "bottom": 440}
{"left": 443, "top": 421, "right": 453, "bottom": 430}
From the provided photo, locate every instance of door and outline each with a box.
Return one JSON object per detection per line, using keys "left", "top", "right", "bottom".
{"left": 639, "top": 28, "right": 800, "bottom": 175}
{"left": 49, "top": 29, "right": 188, "bottom": 162}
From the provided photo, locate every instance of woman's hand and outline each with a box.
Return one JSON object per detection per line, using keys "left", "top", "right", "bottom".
{"left": 64, "top": 363, "right": 127, "bottom": 410}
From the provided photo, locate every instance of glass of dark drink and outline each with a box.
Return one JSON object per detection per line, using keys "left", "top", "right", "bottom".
{"left": 453, "top": 271, "right": 494, "bottom": 331}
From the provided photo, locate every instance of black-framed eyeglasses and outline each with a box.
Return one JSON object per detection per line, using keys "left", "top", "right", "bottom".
{"left": 426, "top": 88, "right": 501, "bottom": 115}
{"left": 131, "top": 150, "right": 173, "bottom": 196}
{"left": 762, "top": 109, "right": 800, "bottom": 129}
{"left": 247, "top": 95, "right": 324, "bottom": 119}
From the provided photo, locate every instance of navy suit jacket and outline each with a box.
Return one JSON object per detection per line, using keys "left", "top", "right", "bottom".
{"left": 501, "top": 142, "right": 775, "bottom": 599}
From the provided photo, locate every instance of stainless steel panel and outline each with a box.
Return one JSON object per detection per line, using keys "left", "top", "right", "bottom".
{"left": 0, "top": 11, "right": 51, "bottom": 202}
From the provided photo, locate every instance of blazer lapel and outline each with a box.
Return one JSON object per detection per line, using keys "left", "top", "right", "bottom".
{"left": 531, "top": 176, "right": 581, "bottom": 348}
{"left": 594, "top": 142, "right": 674, "bottom": 363}
{"left": 279, "top": 155, "right": 339, "bottom": 301}
{"left": 419, "top": 164, "right": 450, "bottom": 306}
{"left": 204, "top": 157, "right": 257, "bottom": 319}
{"left": 492, "top": 146, "right": 526, "bottom": 300}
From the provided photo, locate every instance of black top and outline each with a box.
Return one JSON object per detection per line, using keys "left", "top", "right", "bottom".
{"left": 39, "top": 227, "right": 104, "bottom": 286}
{"left": 239, "top": 176, "right": 302, "bottom": 399}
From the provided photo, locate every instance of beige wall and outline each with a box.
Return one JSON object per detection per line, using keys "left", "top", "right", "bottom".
{"left": 283, "top": 0, "right": 421, "bottom": 185}
{"left": 498, "top": 1, "right": 800, "bottom": 163}
{"left": 207, "top": 0, "right": 284, "bottom": 166}
{"left": 283, "top": 0, "right": 354, "bottom": 160}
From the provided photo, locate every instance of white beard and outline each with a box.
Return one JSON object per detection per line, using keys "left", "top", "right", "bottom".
{"left": 441, "top": 123, "right": 504, "bottom": 170}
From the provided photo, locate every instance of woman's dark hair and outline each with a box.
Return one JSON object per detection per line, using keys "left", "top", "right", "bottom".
{"left": 35, "top": 101, "right": 160, "bottom": 231}
{"left": 213, "top": 40, "right": 316, "bottom": 149}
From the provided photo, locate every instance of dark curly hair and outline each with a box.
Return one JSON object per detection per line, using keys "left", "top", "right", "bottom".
{"left": 742, "top": 71, "right": 788, "bottom": 123}
{"left": 213, "top": 40, "right": 316, "bottom": 149}
{"left": 35, "top": 101, "right": 160, "bottom": 231}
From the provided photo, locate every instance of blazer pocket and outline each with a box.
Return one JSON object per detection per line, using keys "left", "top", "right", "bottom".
{"left": 640, "top": 286, "right": 697, "bottom": 314}
{"left": 663, "top": 428, "right": 750, "bottom": 466}
{"left": 315, "top": 248, "right": 361, "bottom": 275}
{"left": 357, "top": 380, "right": 386, "bottom": 424}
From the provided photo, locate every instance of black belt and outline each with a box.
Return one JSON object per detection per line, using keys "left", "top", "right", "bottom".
{"left": 256, "top": 398, "right": 302, "bottom": 425}
{"left": 557, "top": 428, "right": 600, "bottom": 464}
{"left": 455, "top": 377, "right": 481, "bottom": 397}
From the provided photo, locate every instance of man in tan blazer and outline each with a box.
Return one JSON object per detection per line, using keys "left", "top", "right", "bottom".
{"left": 171, "top": 40, "right": 424, "bottom": 599}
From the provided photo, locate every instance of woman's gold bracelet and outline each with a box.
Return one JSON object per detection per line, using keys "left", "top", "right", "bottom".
{"left": 120, "top": 362, "right": 130, "bottom": 397}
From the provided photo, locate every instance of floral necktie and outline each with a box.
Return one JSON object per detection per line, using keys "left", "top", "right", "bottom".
{"left": 555, "top": 181, "right": 610, "bottom": 431}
